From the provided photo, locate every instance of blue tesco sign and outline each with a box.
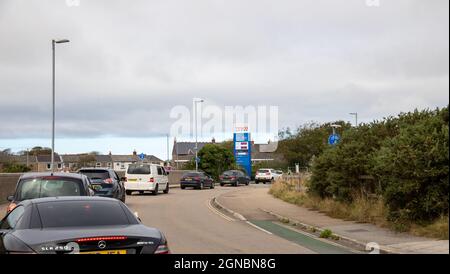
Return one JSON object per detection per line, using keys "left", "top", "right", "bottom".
{"left": 233, "top": 132, "right": 252, "bottom": 176}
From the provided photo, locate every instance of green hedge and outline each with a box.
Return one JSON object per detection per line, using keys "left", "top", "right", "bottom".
{"left": 309, "top": 106, "right": 449, "bottom": 223}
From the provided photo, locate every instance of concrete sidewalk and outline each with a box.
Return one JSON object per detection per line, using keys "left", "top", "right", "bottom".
{"left": 216, "top": 186, "right": 449, "bottom": 254}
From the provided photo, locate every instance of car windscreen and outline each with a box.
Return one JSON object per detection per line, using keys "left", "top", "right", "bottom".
{"left": 79, "top": 170, "right": 110, "bottom": 181}
{"left": 127, "top": 164, "right": 151, "bottom": 174}
{"left": 37, "top": 200, "right": 131, "bottom": 228}
{"left": 17, "top": 177, "right": 84, "bottom": 201}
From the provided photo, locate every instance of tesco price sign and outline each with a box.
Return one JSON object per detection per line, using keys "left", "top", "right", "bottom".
{"left": 235, "top": 141, "right": 249, "bottom": 150}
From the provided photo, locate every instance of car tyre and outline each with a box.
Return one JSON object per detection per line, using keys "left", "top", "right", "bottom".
{"left": 163, "top": 183, "right": 169, "bottom": 194}
{"left": 152, "top": 185, "right": 159, "bottom": 195}
{"left": 126, "top": 190, "right": 133, "bottom": 195}
{"left": 210, "top": 183, "right": 215, "bottom": 189}
{"left": 181, "top": 185, "right": 186, "bottom": 189}
{"left": 220, "top": 183, "right": 224, "bottom": 187}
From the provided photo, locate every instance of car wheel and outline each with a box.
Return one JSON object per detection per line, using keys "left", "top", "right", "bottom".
{"left": 152, "top": 185, "right": 159, "bottom": 195}
{"left": 181, "top": 185, "right": 185, "bottom": 189}
{"left": 210, "top": 183, "right": 215, "bottom": 189}
{"left": 233, "top": 182, "right": 238, "bottom": 187}
{"left": 163, "top": 183, "right": 169, "bottom": 194}
{"left": 126, "top": 190, "right": 133, "bottom": 195}
{"left": 246, "top": 181, "right": 249, "bottom": 186}
{"left": 255, "top": 181, "right": 260, "bottom": 184}
{"left": 220, "top": 183, "right": 224, "bottom": 187}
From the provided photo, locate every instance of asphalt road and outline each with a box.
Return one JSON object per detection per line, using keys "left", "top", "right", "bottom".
{"left": 125, "top": 184, "right": 316, "bottom": 254}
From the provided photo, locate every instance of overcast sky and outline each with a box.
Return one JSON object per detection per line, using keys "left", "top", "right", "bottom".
{"left": 0, "top": 0, "right": 448, "bottom": 157}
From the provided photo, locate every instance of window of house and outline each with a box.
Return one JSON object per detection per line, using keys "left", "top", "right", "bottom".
{"left": 57, "top": 163, "right": 62, "bottom": 169}
{"left": 46, "top": 164, "right": 51, "bottom": 170}
{"left": 96, "top": 162, "right": 101, "bottom": 167}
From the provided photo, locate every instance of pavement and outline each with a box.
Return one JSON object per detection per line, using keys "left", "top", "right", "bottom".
{"left": 215, "top": 185, "right": 449, "bottom": 254}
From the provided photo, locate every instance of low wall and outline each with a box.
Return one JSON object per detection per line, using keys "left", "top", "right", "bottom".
{"left": 168, "top": 170, "right": 191, "bottom": 185}
{"left": 0, "top": 173, "right": 22, "bottom": 204}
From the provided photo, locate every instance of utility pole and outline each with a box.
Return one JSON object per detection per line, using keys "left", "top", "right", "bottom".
{"left": 194, "top": 99, "right": 204, "bottom": 171}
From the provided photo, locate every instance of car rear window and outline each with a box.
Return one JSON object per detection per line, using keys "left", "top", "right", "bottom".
{"left": 127, "top": 164, "right": 151, "bottom": 174}
{"left": 184, "top": 172, "right": 202, "bottom": 177}
{"left": 37, "top": 201, "right": 130, "bottom": 228}
{"left": 17, "top": 177, "right": 84, "bottom": 201}
{"left": 258, "top": 169, "right": 270, "bottom": 173}
{"left": 223, "top": 171, "right": 237, "bottom": 175}
{"left": 79, "top": 170, "right": 110, "bottom": 181}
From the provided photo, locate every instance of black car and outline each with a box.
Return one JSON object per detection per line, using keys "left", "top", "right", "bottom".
{"left": 219, "top": 170, "right": 250, "bottom": 187}
{"left": 0, "top": 196, "right": 170, "bottom": 254}
{"left": 5, "top": 172, "right": 94, "bottom": 214}
{"left": 78, "top": 168, "right": 126, "bottom": 203}
{"left": 180, "top": 172, "right": 215, "bottom": 190}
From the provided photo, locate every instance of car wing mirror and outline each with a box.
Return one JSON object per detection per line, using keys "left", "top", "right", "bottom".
{"left": 134, "top": 212, "right": 141, "bottom": 222}
{"left": 7, "top": 195, "right": 14, "bottom": 202}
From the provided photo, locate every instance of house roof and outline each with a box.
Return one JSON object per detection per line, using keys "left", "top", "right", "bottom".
{"left": 110, "top": 155, "right": 140, "bottom": 162}
{"left": 95, "top": 155, "right": 113, "bottom": 162}
{"left": 143, "top": 155, "right": 163, "bottom": 163}
{"left": 36, "top": 154, "right": 62, "bottom": 163}
{"left": 172, "top": 142, "right": 210, "bottom": 155}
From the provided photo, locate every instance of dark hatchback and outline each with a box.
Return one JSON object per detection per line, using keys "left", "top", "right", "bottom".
{"left": 78, "top": 168, "right": 126, "bottom": 203}
{"left": 5, "top": 172, "right": 94, "bottom": 214}
{"left": 219, "top": 170, "right": 250, "bottom": 187}
{"left": 180, "top": 172, "right": 215, "bottom": 190}
{"left": 0, "top": 196, "right": 170, "bottom": 254}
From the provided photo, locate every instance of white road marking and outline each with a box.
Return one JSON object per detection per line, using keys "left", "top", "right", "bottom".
{"left": 206, "top": 199, "right": 235, "bottom": 222}
{"left": 245, "top": 221, "right": 273, "bottom": 235}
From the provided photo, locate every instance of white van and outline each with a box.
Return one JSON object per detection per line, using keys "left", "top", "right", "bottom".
{"left": 124, "top": 163, "right": 169, "bottom": 195}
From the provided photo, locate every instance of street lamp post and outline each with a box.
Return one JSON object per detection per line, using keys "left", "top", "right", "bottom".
{"left": 349, "top": 112, "right": 358, "bottom": 127}
{"left": 51, "top": 39, "right": 69, "bottom": 172}
{"left": 194, "top": 99, "right": 204, "bottom": 171}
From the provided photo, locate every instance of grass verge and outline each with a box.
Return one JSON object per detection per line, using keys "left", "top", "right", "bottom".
{"left": 269, "top": 180, "right": 448, "bottom": 240}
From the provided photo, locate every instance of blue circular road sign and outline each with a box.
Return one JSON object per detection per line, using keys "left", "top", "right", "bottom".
{"left": 328, "top": 134, "right": 340, "bottom": 145}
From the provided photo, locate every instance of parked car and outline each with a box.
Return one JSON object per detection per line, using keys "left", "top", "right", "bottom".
{"left": 219, "top": 170, "right": 250, "bottom": 187}
{"left": 5, "top": 172, "right": 94, "bottom": 214}
{"left": 180, "top": 171, "right": 215, "bottom": 190}
{"left": 78, "top": 168, "right": 126, "bottom": 203}
{"left": 124, "top": 164, "right": 169, "bottom": 195}
{"left": 0, "top": 196, "right": 170, "bottom": 254}
{"left": 273, "top": 170, "right": 284, "bottom": 180}
{"left": 254, "top": 169, "right": 276, "bottom": 184}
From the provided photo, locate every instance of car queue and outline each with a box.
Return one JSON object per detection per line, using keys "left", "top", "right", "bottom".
{"left": 1, "top": 164, "right": 281, "bottom": 254}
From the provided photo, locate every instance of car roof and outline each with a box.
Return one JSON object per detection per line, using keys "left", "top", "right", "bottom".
{"left": 78, "top": 167, "right": 112, "bottom": 172}
{"left": 20, "top": 172, "right": 86, "bottom": 180}
{"left": 19, "top": 196, "right": 118, "bottom": 206}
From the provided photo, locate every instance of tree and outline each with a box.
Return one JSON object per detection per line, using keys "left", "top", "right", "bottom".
{"left": 196, "top": 144, "right": 236, "bottom": 179}
{"left": 29, "top": 146, "right": 52, "bottom": 156}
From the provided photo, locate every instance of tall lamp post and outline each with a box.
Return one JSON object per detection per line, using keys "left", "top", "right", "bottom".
{"left": 193, "top": 99, "right": 204, "bottom": 171}
{"left": 52, "top": 39, "right": 70, "bottom": 172}
{"left": 349, "top": 112, "right": 358, "bottom": 127}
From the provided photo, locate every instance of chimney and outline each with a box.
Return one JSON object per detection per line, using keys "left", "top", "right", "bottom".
{"left": 108, "top": 151, "right": 112, "bottom": 156}
{"left": 211, "top": 137, "right": 216, "bottom": 144}
{"left": 133, "top": 150, "right": 137, "bottom": 156}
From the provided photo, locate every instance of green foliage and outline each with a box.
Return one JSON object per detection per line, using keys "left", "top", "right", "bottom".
{"left": 1, "top": 162, "right": 31, "bottom": 173}
{"left": 320, "top": 229, "right": 333, "bottom": 238}
{"left": 278, "top": 121, "right": 352, "bottom": 168}
{"left": 308, "top": 106, "right": 449, "bottom": 224}
{"left": 195, "top": 144, "right": 236, "bottom": 179}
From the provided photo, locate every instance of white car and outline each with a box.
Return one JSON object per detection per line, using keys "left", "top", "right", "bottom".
{"left": 255, "top": 169, "right": 277, "bottom": 184}
{"left": 273, "top": 170, "right": 284, "bottom": 180}
{"left": 124, "top": 163, "right": 169, "bottom": 195}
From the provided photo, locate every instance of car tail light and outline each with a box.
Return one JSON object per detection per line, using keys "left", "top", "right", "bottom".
{"left": 76, "top": 236, "right": 128, "bottom": 243}
{"left": 123, "top": 177, "right": 127, "bottom": 182}
{"left": 148, "top": 177, "right": 155, "bottom": 183}
{"left": 103, "top": 178, "right": 113, "bottom": 184}
{"left": 154, "top": 244, "right": 170, "bottom": 254}
{"left": 7, "top": 202, "right": 17, "bottom": 213}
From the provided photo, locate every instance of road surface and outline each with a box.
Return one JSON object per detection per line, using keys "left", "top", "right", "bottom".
{"left": 126, "top": 184, "right": 355, "bottom": 254}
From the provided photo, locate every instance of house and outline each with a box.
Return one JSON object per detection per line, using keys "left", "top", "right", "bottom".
{"left": 171, "top": 138, "right": 282, "bottom": 167}
{"left": 36, "top": 153, "right": 63, "bottom": 172}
